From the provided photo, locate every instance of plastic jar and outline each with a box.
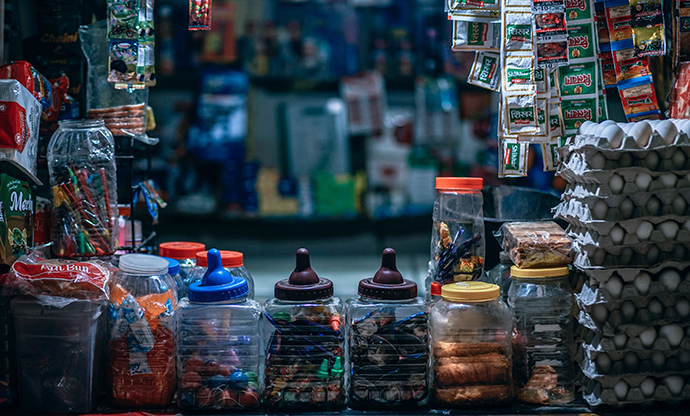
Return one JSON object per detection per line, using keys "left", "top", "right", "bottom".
{"left": 346, "top": 248, "right": 429, "bottom": 408}
{"left": 263, "top": 248, "right": 345, "bottom": 410}
{"left": 47, "top": 119, "right": 118, "bottom": 257}
{"left": 429, "top": 281, "right": 443, "bottom": 305}
{"left": 508, "top": 266, "right": 574, "bottom": 405}
{"left": 487, "top": 252, "right": 515, "bottom": 302}
{"left": 108, "top": 254, "right": 177, "bottom": 407}
{"left": 426, "top": 177, "right": 485, "bottom": 301}
{"left": 188, "top": 250, "right": 254, "bottom": 299}
{"left": 159, "top": 241, "right": 206, "bottom": 296}
{"left": 177, "top": 249, "right": 262, "bottom": 410}
{"left": 163, "top": 257, "right": 184, "bottom": 299}
{"left": 430, "top": 281, "right": 513, "bottom": 407}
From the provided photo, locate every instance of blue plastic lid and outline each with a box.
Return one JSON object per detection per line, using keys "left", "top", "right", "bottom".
{"left": 162, "top": 257, "right": 180, "bottom": 275}
{"left": 188, "top": 249, "right": 249, "bottom": 302}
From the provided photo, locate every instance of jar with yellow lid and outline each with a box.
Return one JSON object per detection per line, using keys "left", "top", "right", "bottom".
{"left": 508, "top": 266, "right": 574, "bottom": 406}
{"left": 430, "top": 281, "right": 513, "bottom": 407}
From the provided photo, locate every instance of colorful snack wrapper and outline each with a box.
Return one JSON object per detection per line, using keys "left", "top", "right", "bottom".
{"left": 453, "top": 20, "right": 501, "bottom": 50}
{"left": 669, "top": 61, "right": 690, "bottom": 118}
{"left": 630, "top": 0, "right": 665, "bottom": 56}
{"left": 596, "top": 3, "right": 611, "bottom": 47}
{"left": 561, "top": 97, "right": 597, "bottom": 133}
{"left": 549, "top": 99, "right": 566, "bottom": 137}
{"left": 568, "top": 23, "right": 596, "bottom": 59}
{"left": 499, "top": 136, "right": 530, "bottom": 177}
{"left": 536, "top": 40, "right": 570, "bottom": 68}
{"left": 599, "top": 52, "right": 617, "bottom": 86}
{"left": 613, "top": 48, "right": 653, "bottom": 85}
{"left": 536, "top": 68, "right": 549, "bottom": 94}
{"left": 542, "top": 138, "right": 568, "bottom": 171}
{"left": 520, "top": 98, "right": 551, "bottom": 140}
{"left": 504, "top": 11, "right": 535, "bottom": 51}
{"left": 619, "top": 81, "right": 661, "bottom": 115}
{"left": 566, "top": 0, "right": 594, "bottom": 21}
{"left": 468, "top": 51, "right": 501, "bottom": 90}
{"left": 189, "top": 0, "right": 212, "bottom": 30}
{"left": 677, "top": 0, "right": 690, "bottom": 63}
{"left": 605, "top": 0, "right": 633, "bottom": 45}
{"left": 504, "top": 54, "right": 536, "bottom": 91}
{"left": 559, "top": 60, "right": 598, "bottom": 96}
{"left": 534, "top": 12, "right": 569, "bottom": 41}
{"left": 505, "top": 93, "right": 540, "bottom": 134}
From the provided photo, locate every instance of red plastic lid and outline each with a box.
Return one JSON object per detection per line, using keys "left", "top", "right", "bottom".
{"left": 430, "top": 281, "right": 443, "bottom": 296}
{"left": 159, "top": 242, "right": 206, "bottom": 260}
{"left": 435, "top": 177, "right": 483, "bottom": 191}
{"left": 195, "top": 250, "right": 244, "bottom": 268}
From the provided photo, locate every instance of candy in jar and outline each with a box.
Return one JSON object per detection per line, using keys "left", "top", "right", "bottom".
{"left": 177, "top": 249, "right": 262, "bottom": 410}
{"left": 158, "top": 241, "right": 206, "bottom": 297}
{"left": 263, "top": 248, "right": 345, "bottom": 410}
{"left": 346, "top": 248, "right": 429, "bottom": 408}
{"left": 108, "top": 254, "right": 177, "bottom": 406}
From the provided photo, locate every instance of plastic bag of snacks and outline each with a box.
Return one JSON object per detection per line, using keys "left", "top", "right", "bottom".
{"left": 497, "top": 221, "right": 572, "bottom": 268}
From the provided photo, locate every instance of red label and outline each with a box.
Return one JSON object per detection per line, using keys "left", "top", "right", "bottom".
{"left": 12, "top": 259, "right": 110, "bottom": 297}
{"left": 565, "top": 0, "right": 587, "bottom": 11}
{"left": 569, "top": 36, "right": 590, "bottom": 50}
{"left": 0, "top": 101, "right": 29, "bottom": 151}
{"left": 565, "top": 108, "right": 592, "bottom": 120}
{"left": 564, "top": 73, "right": 593, "bottom": 87}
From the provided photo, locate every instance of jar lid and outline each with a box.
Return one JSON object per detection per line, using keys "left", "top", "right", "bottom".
{"left": 441, "top": 281, "right": 500, "bottom": 302}
{"left": 159, "top": 241, "right": 206, "bottom": 260}
{"left": 195, "top": 250, "right": 243, "bottom": 268}
{"left": 274, "top": 248, "right": 333, "bottom": 301}
{"left": 430, "top": 281, "right": 443, "bottom": 296}
{"left": 119, "top": 254, "right": 169, "bottom": 275}
{"left": 435, "top": 177, "right": 483, "bottom": 191}
{"left": 358, "top": 248, "right": 417, "bottom": 300}
{"left": 189, "top": 249, "right": 248, "bottom": 302}
{"left": 162, "top": 257, "right": 180, "bottom": 275}
{"left": 510, "top": 266, "right": 569, "bottom": 278}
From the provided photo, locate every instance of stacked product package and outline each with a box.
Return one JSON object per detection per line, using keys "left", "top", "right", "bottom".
{"left": 555, "top": 119, "right": 690, "bottom": 407}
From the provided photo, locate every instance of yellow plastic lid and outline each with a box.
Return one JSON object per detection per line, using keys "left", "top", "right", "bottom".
{"left": 441, "top": 281, "right": 500, "bottom": 302}
{"left": 510, "top": 266, "right": 569, "bottom": 278}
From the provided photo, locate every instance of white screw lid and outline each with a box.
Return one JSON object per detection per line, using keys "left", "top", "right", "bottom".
{"left": 119, "top": 254, "right": 169, "bottom": 275}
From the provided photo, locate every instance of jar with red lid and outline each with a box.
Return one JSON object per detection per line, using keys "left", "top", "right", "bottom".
{"left": 263, "top": 248, "right": 345, "bottom": 411}
{"left": 346, "top": 248, "right": 429, "bottom": 408}
{"left": 426, "top": 177, "right": 485, "bottom": 301}
{"left": 159, "top": 242, "right": 206, "bottom": 297}
{"left": 187, "top": 250, "right": 254, "bottom": 299}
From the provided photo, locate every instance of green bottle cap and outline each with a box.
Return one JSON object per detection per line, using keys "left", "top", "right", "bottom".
{"left": 316, "top": 358, "right": 330, "bottom": 379}
{"left": 330, "top": 356, "right": 344, "bottom": 377}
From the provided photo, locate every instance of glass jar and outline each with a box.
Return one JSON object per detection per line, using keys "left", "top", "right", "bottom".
{"left": 488, "top": 252, "right": 514, "bottom": 302}
{"left": 508, "top": 266, "right": 574, "bottom": 405}
{"left": 108, "top": 254, "right": 177, "bottom": 407}
{"left": 159, "top": 241, "right": 206, "bottom": 297}
{"left": 426, "top": 177, "right": 485, "bottom": 301}
{"left": 430, "top": 281, "right": 513, "bottom": 407}
{"left": 47, "top": 120, "right": 117, "bottom": 257}
{"left": 346, "top": 248, "right": 429, "bottom": 408}
{"left": 263, "top": 248, "right": 345, "bottom": 411}
{"left": 162, "top": 257, "right": 184, "bottom": 300}
{"left": 188, "top": 250, "right": 254, "bottom": 299}
{"left": 177, "top": 249, "right": 262, "bottom": 411}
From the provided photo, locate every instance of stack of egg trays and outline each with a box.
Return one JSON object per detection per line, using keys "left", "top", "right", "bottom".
{"left": 556, "top": 132, "right": 690, "bottom": 407}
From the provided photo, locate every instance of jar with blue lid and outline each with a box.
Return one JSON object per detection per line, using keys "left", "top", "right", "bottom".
{"left": 162, "top": 257, "right": 184, "bottom": 300}
{"left": 176, "top": 249, "right": 262, "bottom": 410}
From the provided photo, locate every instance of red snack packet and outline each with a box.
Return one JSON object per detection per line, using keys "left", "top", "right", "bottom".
{"left": 0, "top": 61, "right": 52, "bottom": 112}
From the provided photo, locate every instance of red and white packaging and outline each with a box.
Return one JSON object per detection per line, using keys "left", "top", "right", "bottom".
{"left": 669, "top": 62, "right": 690, "bottom": 119}
{"left": 0, "top": 80, "right": 41, "bottom": 180}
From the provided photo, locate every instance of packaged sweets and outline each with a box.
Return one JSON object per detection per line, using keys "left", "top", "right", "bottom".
{"left": 346, "top": 249, "right": 429, "bottom": 408}
{"left": 108, "top": 254, "right": 176, "bottom": 407}
{"left": 431, "top": 282, "right": 514, "bottom": 406}
{"left": 0, "top": 174, "right": 33, "bottom": 270}
{"left": 498, "top": 221, "right": 573, "bottom": 268}
{"left": 177, "top": 249, "right": 262, "bottom": 410}
{"left": 88, "top": 103, "right": 147, "bottom": 137}
{"left": 263, "top": 249, "right": 345, "bottom": 410}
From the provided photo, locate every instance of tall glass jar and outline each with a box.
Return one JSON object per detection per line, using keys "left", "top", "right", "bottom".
{"left": 159, "top": 241, "right": 206, "bottom": 297}
{"left": 177, "top": 249, "right": 262, "bottom": 411}
{"left": 426, "top": 177, "right": 485, "bottom": 301}
{"left": 430, "top": 282, "right": 513, "bottom": 407}
{"left": 488, "top": 252, "right": 515, "bottom": 302}
{"left": 188, "top": 250, "right": 254, "bottom": 299}
{"left": 508, "top": 266, "right": 574, "bottom": 405}
{"left": 108, "top": 254, "right": 177, "bottom": 407}
{"left": 47, "top": 120, "right": 117, "bottom": 257}
{"left": 263, "top": 248, "right": 345, "bottom": 411}
{"left": 346, "top": 248, "right": 429, "bottom": 408}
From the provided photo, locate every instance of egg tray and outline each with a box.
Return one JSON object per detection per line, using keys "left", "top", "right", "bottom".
{"left": 570, "top": 129, "right": 689, "bottom": 151}
{"left": 572, "top": 241, "right": 690, "bottom": 270}
{"left": 578, "top": 341, "right": 690, "bottom": 367}
{"left": 558, "top": 133, "right": 690, "bottom": 173}
{"left": 577, "top": 344, "right": 690, "bottom": 378}
{"left": 577, "top": 306, "right": 690, "bottom": 338}
{"left": 578, "top": 372, "right": 690, "bottom": 406}
{"left": 556, "top": 190, "right": 690, "bottom": 222}
{"left": 558, "top": 165, "right": 690, "bottom": 193}
{"left": 573, "top": 260, "right": 690, "bottom": 285}
{"left": 575, "top": 322, "right": 690, "bottom": 352}
{"left": 567, "top": 222, "right": 690, "bottom": 250}
{"left": 578, "top": 358, "right": 690, "bottom": 387}
{"left": 576, "top": 280, "right": 690, "bottom": 310}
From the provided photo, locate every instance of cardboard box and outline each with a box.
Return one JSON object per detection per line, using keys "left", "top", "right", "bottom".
{"left": 0, "top": 173, "right": 33, "bottom": 270}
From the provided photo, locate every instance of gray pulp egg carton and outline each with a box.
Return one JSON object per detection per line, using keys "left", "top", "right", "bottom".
{"left": 577, "top": 343, "right": 690, "bottom": 378}
{"left": 557, "top": 166, "right": 690, "bottom": 191}
{"left": 572, "top": 260, "right": 690, "bottom": 286}
{"left": 576, "top": 280, "right": 690, "bottom": 311}
{"left": 571, "top": 241, "right": 690, "bottom": 270}
{"left": 566, "top": 220, "right": 690, "bottom": 247}
{"left": 576, "top": 321, "right": 690, "bottom": 352}
{"left": 578, "top": 371, "right": 690, "bottom": 406}
{"left": 555, "top": 190, "right": 690, "bottom": 221}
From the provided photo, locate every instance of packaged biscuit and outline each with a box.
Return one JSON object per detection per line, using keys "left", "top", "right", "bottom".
{"left": 453, "top": 20, "right": 501, "bottom": 50}
{"left": 605, "top": 0, "right": 634, "bottom": 45}
{"left": 619, "top": 82, "right": 661, "bottom": 116}
{"left": 499, "top": 136, "right": 530, "bottom": 177}
{"left": 468, "top": 51, "right": 501, "bottom": 90}
{"left": 504, "top": 93, "right": 540, "bottom": 134}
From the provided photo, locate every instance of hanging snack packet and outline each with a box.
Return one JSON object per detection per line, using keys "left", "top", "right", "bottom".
{"left": 566, "top": 0, "right": 594, "bottom": 21}
{"left": 504, "top": 11, "right": 535, "bottom": 51}
{"left": 619, "top": 80, "right": 661, "bottom": 115}
{"left": 599, "top": 51, "right": 617, "bottom": 86}
{"left": 108, "top": 0, "right": 139, "bottom": 40}
{"left": 561, "top": 97, "right": 597, "bottom": 133}
{"left": 536, "top": 40, "right": 570, "bottom": 68}
{"left": 499, "top": 136, "right": 530, "bottom": 177}
{"left": 453, "top": 20, "right": 501, "bottom": 50}
{"left": 504, "top": 54, "right": 536, "bottom": 91}
{"left": 630, "top": 0, "right": 665, "bottom": 56}
{"left": 598, "top": 91, "right": 608, "bottom": 120}
{"left": 549, "top": 68, "right": 561, "bottom": 96}
{"left": 137, "top": 0, "right": 156, "bottom": 86}
{"left": 534, "top": 11, "right": 568, "bottom": 41}
{"left": 568, "top": 23, "right": 596, "bottom": 59}
{"left": 677, "top": 0, "right": 690, "bottom": 63}
{"left": 613, "top": 48, "right": 653, "bottom": 85}
{"left": 669, "top": 62, "right": 690, "bottom": 118}
{"left": 452, "top": 0, "right": 500, "bottom": 10}
{"left": 521, "top": 98, "right": 550, "bottom": 140}
{"left": 542, "top": 136, "right": 568, "bottom": 171}
{"left": 108, "top": 40, "right": 138, "bottom": 85}
{"left": 595, "top": 3, "right": 611, "bottom": 48}
{"left": 549, "top": 98, "right": 566, "bottom": 137}
{"left": 189, "top": 0, "right": 212, "bottom": 30}
{"left": 504, "top": 93, "right": 540, "bottom": 134}
{"left": 559, "top": 60, "right": 598, "bottom": 96}
{"left": 627, "top": 111, "right": 661, "bottom": 121}
{"left": 468, "top": 51, "right": 501, "bottom": 90}
{"left": 536, "top": 68, "right": 549, "bottom": 94}
{"left": 605, "top": 0, "right": 634, "bottom": 46}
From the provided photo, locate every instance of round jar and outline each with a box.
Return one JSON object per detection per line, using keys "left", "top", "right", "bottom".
{"left": 263, "top": 248, "right": 345, "bottom": 411}
{"left": 47, "top": 119, "right": 117, "bottom": 257}
{"left": 159, "top": 241, "right": 206, "bottom": 296}
{"left": 346, "top": 248, "right": 429, "bottom": 408}
{"left": 108, "top": 254, "right": 177, "bottom": 407}
{"left": 187, "top": 250, "right": 254, "bottom": 299}
{"left": 430, "top": 281, "right": 513, "bottom": 407}
{"left": 426, "top": 177, "right": 485, "bottom": 301}
{"left": 162, "top": 257, "right": 184, "bottom": 300}
{"left": 176, "top": 249, "right": 262, "bottom": 411}
{"left": 508, "top": 266, "right": 574, "bottom": 405}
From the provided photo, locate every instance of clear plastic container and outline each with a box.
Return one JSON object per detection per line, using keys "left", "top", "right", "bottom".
{"left": 159, "top": 241, "right": 205, "bottom": 297}
{"left": 430, "top": 282, "right": 513, "bottom": 407}
{"left": 188, "top": 250, "right": 254, "bottom": 299}
{"left": 426, "top": 177, "right": 485, "bottom": 301}
{"left": 0, "top": 296, "right": 16, "bottom": 409}
{"left": 108, "top": 254, "right": 177, "bottom": 407}
{"left": 263, "top": 248, "right": 345, "bottom": 411}
{"left": 162, "top": 257, "right": 184, "bottom": 300}
{"left": 487, "top": 252, "right": 514, "bottom": 302}
{"left": 177, "top": 249, "right": 262, "bottom": 411}
{"left": 346, "top": 248, "right": 429, "bottom": 408}
{"left": 508, "top": 266, "right": 574, "bottom": 405}
{"left": 11, "top": 296, "right": 105, "bottom": 413}
{"left": 47, "top": 119, "right": 118, "bottom": 257}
